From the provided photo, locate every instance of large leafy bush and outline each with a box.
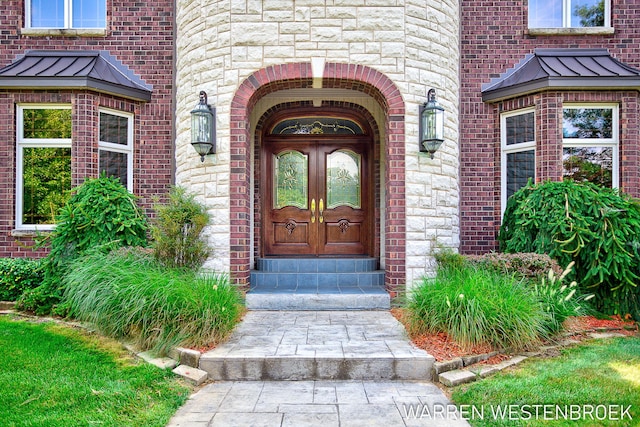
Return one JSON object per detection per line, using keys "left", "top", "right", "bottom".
{"left": 499, "top": 180, "right": 640, "bottom": 319}
{"left": 17, "top": 176, "right": 148, "bottom": 314}
{"left": 0, "top": 258, "right": 43, "bottom": 301}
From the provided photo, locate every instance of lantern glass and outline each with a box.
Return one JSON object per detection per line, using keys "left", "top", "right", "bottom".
{"left": 190, "top": 91, "right": 216, "bottom": 161}
{"left": 419, "top": 89, "right": 445, "bottom": 158}
{"left": 191, "top": 110, "right": 213, "bottom": 144}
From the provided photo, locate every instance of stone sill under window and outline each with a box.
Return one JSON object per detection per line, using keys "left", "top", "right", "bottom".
{"left": 528, "top": 27, "right": 615, "bottom": 36}
{"left": 11, "top": 229, "right": 53, "bottom": 238}
{"left": 20, "top": 28, "right": 106, "bottom": 37}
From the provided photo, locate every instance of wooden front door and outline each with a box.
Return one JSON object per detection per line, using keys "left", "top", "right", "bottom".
{"left": 263, "top": 137, "right": 372, "bottom": 256}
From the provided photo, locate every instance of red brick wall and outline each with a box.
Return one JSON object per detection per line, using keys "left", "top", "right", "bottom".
{"left": 460, "top": 0, "right": 640, "bottom": 254}
{"left": 0, "top": 1, "right": 174, "bottom": 258}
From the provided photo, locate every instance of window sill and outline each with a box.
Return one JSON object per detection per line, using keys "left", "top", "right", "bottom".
{"left": 20, "top": 28, "right": 106, "bottom": 38}
{"left": 11, "top": 229, "right": 53, "bottom": 238}
{"left": 528, "top": 27, "right": 615, "bottom": 36}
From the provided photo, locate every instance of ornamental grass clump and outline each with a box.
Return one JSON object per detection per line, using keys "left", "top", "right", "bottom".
{"left": 408, "top": 264, "right": 551, "bottom": 351}
{"left": 535, "top": 262, "right": 594, "bottom": 335}
{"left": 63, "top": 249, "right": 241, "bottom": 355}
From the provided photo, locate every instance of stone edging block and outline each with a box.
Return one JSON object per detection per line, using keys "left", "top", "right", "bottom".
{"left": 172, "top": 365, "right": 208, "bottom": 386}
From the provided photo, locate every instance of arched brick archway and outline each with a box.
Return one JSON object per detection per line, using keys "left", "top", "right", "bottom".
{"left": 230, "top": 63, "right": 406, "bottom": 294}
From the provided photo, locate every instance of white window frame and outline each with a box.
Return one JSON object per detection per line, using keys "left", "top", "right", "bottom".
{"left": 562, "top": 103, "right": 619, "bottom": 188}
{"left": 16, "top": 104, "right": 72, "bottom": 231}
{"left": 25, "top": 0, "right": 106, "bottom": 29}
{"left": 98, "top": 108, "right": 134, "bottom": 192}
{"left": 528, "top": 0, "right": 611, "bottom": 29}
{"left": 501, "top": 108, "right": 536, "bottom": 215}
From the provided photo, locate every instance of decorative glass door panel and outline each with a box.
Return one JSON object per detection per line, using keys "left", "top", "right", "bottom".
{"left": 263, "top": 139, "right": 371, "bottom": 256}
{"left": 274, "top": 150, "right": 308, "bottom": 209}
{"left": 326, "top": 150, "right": 361, "bottom": 209}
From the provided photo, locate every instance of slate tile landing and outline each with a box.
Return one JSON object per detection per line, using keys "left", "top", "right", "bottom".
{"left": 247, "top": 258, "right": 389, "bottom": 310}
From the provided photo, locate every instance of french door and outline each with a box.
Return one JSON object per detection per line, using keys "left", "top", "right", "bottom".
{"left": 263, "top": 137, "right": 372, "bottom": 256}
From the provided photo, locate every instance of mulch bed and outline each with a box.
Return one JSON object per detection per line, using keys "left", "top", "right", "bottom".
{"left": 392, "top": 308, "right": 638, "bottom": 362}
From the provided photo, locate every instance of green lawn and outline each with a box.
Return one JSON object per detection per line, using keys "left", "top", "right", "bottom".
{"left": 452, "top": 336, "right": 640, "bottom": 427}
{"left": 0, "top": 316, "right": 191, "bottom": 427}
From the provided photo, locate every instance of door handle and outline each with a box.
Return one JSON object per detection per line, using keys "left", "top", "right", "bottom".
{"left": 311, "top": 198, "right": 316, "bottom": 223}
{"left": 319, "top": 198, "right": 324, "bottom": 223}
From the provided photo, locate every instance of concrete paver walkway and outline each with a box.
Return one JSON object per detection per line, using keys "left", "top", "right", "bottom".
{"left": 167, "top": 380, "right": 470, "bottom": 426}
{"left": 166, "top": 311, "right": 470, "bottom": 426}
{"left": 199, "top": 311, "right": 433, "bottom": 380}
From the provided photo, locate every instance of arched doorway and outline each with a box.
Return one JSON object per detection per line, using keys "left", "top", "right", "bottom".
{"left": 260, "top": 109, "right": 375, "bottom": 257}
{"left": 229, "top": 62, "right": 406, "bottom": 296}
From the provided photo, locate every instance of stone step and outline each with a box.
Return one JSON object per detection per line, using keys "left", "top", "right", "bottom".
{"left": 250, "top": 270, "right": 385, "bottom": 288}
{"left": 245, "top": 291, "right": 390, "bottom": 310}
{"left": 256, "top": 257, "right": 379, "bottom": 273}
{"left": 249, "top": 257, "right": 389, "bottom": 310}
{"left": 200, "top": 353, "right": 433, "bottom": 381}
{"left": 198, "top": 311, "right": 434, "bottom": 381}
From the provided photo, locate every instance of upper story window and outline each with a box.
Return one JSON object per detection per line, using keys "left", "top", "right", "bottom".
{"left": 26, "top": 0, "right": 106, "bottom": 29}
{"left": 529, "top": 0, "right": 610, "bottom": 29}
{"left": 562, "top": 104, "right": 618, "bottom": 188}
{"left": 501, "top": 109, "right": 536, "bottom": 214}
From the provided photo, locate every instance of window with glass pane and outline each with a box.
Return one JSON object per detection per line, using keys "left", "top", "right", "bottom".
{"left": 506, "top": 151, "right": 535, "bottom": 200}
{"left": 18, "top": 107, "right": 72, "bottom": 227}
{"left": 99, "top": 150, "right": 128, "bottom": 187}
{"left": 501, "top": 110, "right": 536, "bottom": 214}
{"left": 29, "top": 0, "right": 64, "bottom": 28}
{"left": 529, "top": 0, "right": 607, "bottom": 28}
{"left": 505, "top": 111, "right": 535, "bottom": 145}
{"left": 563, "top": 108, "right": 612, "bottom": 138}
{"left": 562, "top": 106, "right": 617, "bottom": 188}
{"left": 563, "top": 147, "right": 612, "bottom": 187}
{"left": 27, "top": 0, "right": 105, "bottom": 29}
{"left": 99, "top": 111, "right": 132, "bottom": 190}
{"left": 327, "top": 150, "right": 361, "bottom": 209}
{"left": 72, "top": 0, "right": 106, "bottom": 28}
{"left": 274, "top": 151, "right": 308, "bottom": 209}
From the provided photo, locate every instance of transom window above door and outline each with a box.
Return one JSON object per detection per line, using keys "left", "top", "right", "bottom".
{"left": 270, "top": 117, "right": 365, "bottom": 135}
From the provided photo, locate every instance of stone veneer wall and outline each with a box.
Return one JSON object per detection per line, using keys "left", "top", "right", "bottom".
{"left": 175, "top": 0, "right": 459, "bottom": 289}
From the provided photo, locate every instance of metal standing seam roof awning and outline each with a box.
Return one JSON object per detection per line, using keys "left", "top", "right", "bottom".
{"left": 482, "top": 48, "right": 640, "bottom": 103}
{"left": 0, "top": 50, "right": 152, "bottom": 102}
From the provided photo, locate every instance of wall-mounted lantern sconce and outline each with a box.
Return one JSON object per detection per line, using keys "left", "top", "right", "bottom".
{"left": 419, "top": 88, "right": 445, "bottom": 158}
{"left": 190, "top": 91, "right": 216, "bottom": 162}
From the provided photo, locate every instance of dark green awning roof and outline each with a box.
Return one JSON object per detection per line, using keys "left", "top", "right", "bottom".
{"left": 482, "top": 49, "right": 640, "bottom": 102}
{"left": 0, "top": 50, "right": 152, "bottom": 101}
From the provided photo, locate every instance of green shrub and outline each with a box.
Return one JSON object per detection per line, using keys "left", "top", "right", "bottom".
{"left": 408, "top": 264, "right": 551, "bottom": 351}
{"left": 534, "top": 262, "right": 594, "bottom": 335}
{"left": 499, "top": 180, "right": 640, "bottom": 320}
{"left": 151, "top": 186, "right": 210, "bottom": 269}
{"left": 432, "top": 249, "right": 469, "bottom": 270}
{"left": 17, "top": 176, "right": 148, "bottom": 315}
{"left": 468, "top": 252, "right": 562, "bottom": 280}
{"left": 63, "top": 248, "right": 241, "bottom": 355}
{"left": 0, "top": 258, "right": 43, "bottom": 301}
